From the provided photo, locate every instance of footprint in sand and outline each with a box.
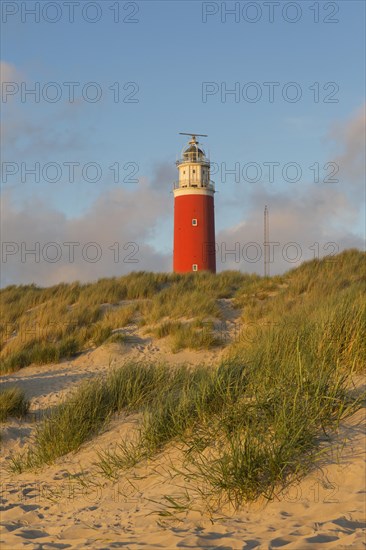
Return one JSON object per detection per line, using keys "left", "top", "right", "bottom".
{"left": 11, "top": 527, "right": 50, "bottom": 539}
{"left": 242, "top": 541, "right": 261, "bottom": 550}
{"left": 269, "top": 537, "right": 295, "bottom": 547}
{"left": 331, "top": 517, "right": 366, "bottom": 530}
{"left": 305, "top": 533, "right": 339, "bottom": 543}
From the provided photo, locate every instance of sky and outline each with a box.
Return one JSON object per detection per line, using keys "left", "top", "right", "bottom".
{"left": 1, "top": 0, "right": 365, "bottom": 286}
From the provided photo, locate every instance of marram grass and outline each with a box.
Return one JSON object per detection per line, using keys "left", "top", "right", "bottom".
{"left": 0, "top": 387, "right": 29, "bottom": 422}
{"left": 1, "top": 271, "right": 246, "bottom": 373}
{"left": 5, "top": 250, "right": 366, "bottom": 506}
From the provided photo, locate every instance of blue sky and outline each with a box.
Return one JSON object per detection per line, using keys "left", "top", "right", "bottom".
{"left": 1, "top": 0, "right": 365, "bottom": 285}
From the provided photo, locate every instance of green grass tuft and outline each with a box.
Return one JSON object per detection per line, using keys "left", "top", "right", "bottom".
{"left": 0, "top": 387, "right": 30, "bottom": 422}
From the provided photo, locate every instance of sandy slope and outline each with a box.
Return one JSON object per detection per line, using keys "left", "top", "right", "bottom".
{"left": 1, "top": 331, "right": 365, "bottom": 549}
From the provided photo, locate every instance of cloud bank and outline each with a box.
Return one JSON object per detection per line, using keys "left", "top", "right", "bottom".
{"left": 215, "top": 104, "right": 365, "bottom": 274}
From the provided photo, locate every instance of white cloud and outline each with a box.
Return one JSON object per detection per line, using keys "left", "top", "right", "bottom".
{"left": 1, "top": 174, "right": 172, "bottom": 287}
{"left": 330, "top": 103, "right": 366, "bottom": 191}
{"left": 216, "top": 105, "right": 365, "bottom": 274}
{"left": 216, "top": 184, "right": 363, "bottom": 274}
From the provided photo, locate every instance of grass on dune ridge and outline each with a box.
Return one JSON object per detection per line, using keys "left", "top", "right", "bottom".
{"left": 7, "top": 250, "right": 366, "bottom": 505}
{"left": 0, "top": 271, "right": 250, "bottom": 373}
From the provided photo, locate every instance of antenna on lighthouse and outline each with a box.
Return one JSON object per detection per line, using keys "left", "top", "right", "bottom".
{"left": 179, "top": 132, "right": 208, "bottom": 142}
{"left": 179, "top": 133, "right": 208, "bottom": 136}
{"left": 264, "top": 205, "right": 269, "bottom": 277}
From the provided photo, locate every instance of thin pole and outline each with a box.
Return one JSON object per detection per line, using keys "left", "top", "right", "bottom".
{"left": 264, "top": 205, "right": 269, "bottom": 277}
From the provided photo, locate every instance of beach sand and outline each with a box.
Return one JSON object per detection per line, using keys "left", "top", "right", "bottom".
{"left": 1, "top": 333, "right": 365, "bottom": 549}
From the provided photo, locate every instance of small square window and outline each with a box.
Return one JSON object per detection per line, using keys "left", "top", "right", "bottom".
{"left": 192, "top": 264, "right": 198, "bottom": 272}
{"left": 193, "top": 169, "right": 196, "bottom": 173}
{"left": 192, "top": 218, "right": 198, "bottom": 226}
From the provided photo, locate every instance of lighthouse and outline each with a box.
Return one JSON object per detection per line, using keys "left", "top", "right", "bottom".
{"left": 173, "top": 133, "right": 216, "bottom": 273}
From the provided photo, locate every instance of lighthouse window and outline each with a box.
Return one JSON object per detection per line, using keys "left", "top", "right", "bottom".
{"left": 193, "top": 170, "right": 196, "bottom": 173}
{"left": 192, "top": 218, "right": 197, "bottom": 226}
{"left": 192, "top": 264, "right": 198, "bottom": 272}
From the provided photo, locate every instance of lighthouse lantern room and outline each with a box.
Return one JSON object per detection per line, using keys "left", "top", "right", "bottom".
{"left": 173, "top": 134, "right": 216, "bottom": 273}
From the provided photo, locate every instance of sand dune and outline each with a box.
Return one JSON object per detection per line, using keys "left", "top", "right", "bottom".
{"left": 1, "top": 337, "right": 365, "bottom": 549}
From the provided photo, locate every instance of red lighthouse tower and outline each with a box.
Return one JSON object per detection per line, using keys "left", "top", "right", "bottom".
{"left": 173, "top": 133, "right": 216, "bottom": 273}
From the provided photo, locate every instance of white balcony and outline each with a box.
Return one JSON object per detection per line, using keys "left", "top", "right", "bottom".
{"left": 174, "top": 180, "right": 215, "bottom": 191}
